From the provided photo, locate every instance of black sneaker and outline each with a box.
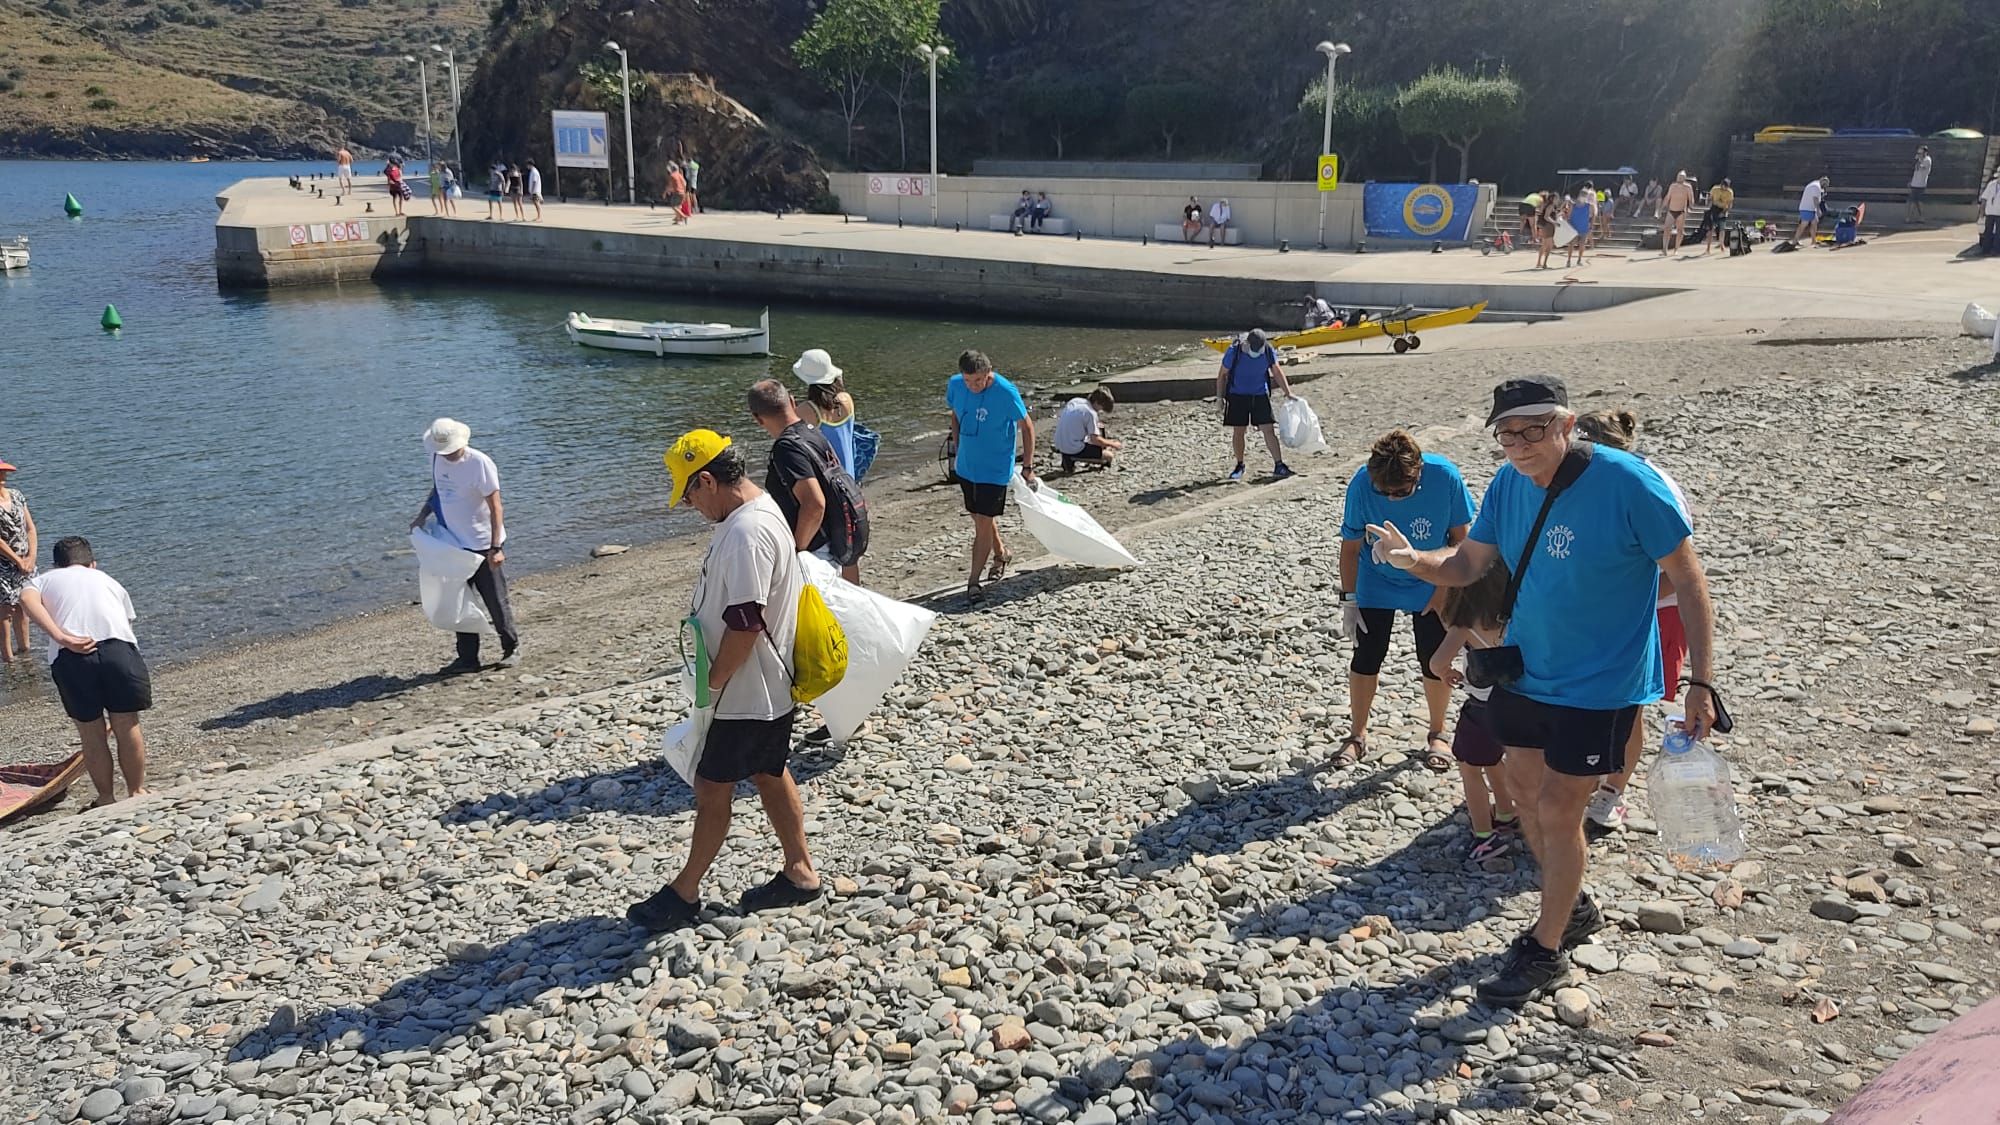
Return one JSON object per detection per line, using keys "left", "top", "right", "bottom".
{"left": 1477, "top": 933, "right": 1570, "bottom": 1008}
{"left": 627, "top": 884, "right": 702, "bottom": 933}
{"left": 1563, "top": 891, "right": 1605, "bottom": 949}
{"left": 738, "top": 873, "right": 824, "bottom": 914}
{"left": 800, "top": 724, "right": 834, "bottom": 747}
{"left": 439, "top": 656, "right": 482, "bottom": 676}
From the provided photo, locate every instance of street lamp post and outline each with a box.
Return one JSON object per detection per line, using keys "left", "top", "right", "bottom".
{"left": 606, "top": 40, "right": 636, "bottom": 204}
{"left": 915, "top": 44, "right": 949, "bottom": 227}
{"left": 1314, "top": 40, "right": 1351, "bottom": 250}
{"left": 403, "top": 55, "right": 433, "bottom": 167}
{"left": 431, "top": 45, "right": 463, "bottom": 171}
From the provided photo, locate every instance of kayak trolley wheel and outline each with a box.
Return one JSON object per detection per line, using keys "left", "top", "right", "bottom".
{"left": 1406, "top": 334, "right": 1422, "bottom": 351}
{"left": 1393, "top": 336, "right": 1411, "bottom": 354}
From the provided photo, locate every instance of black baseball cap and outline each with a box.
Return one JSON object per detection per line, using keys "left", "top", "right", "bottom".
{"left": 1486, "top": 375, "right": 1568, "bottom": 426}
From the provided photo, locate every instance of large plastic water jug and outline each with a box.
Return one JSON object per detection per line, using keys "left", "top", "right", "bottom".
{"left": 1650, "top": 730, "right": 1746, "bottom": 865}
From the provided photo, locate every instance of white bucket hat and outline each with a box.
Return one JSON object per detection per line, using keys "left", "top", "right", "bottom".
{"left": 423, "top": 417, "right": 471, "bottom": 455}
{"left": 791, "top": 349, "right": 842, "bottom": 387}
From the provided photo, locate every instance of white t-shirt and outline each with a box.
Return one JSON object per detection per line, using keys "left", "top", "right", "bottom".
{"left": 1052, "top": 398, "right": 1101, "bottom": 456}
{"left": 1210, "top": 201, "right": 1231, "bottom": 225}
{"left": 1799, "top": 181, "right": 1826, "bottom": 214}
{"left": 1911, "top": 155, "right": 1932, "bottom": 189}
{"left": 692, "top": 494, "right": 802, "bottom": 721}
{"left": 527, "top": 167, "right": 543, "bottom": 196}
{"left": 26, "top": 566, "right": 138, "bottom": 665}
{"left": 1982, "top": 180, "right": 2000, "bottom": 216}
{"left": 433, "top": 448, "right": 503, "bottom": 551}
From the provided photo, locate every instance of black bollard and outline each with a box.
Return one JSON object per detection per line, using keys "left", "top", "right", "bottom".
{"left": 1074, "top": 230, "right": 1081, "bottom": 241}
{"left": 898, "top": 218, "right": 903, "bottom": 228}
{"left": 1279, "top": 240, "right": 1289, "bottom": 253}
{"left": 365, "top": 202, "right": 373, "bottom": 213}
{"left": 954, "top": 222, "right": 960, "bottom": 232}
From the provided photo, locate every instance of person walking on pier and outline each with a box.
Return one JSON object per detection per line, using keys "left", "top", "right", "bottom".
{"left": 335, "top": 146, "right": 354, "bottom": 191}
{"left": 18, "top": 537, "right": 153, "bottom": 807}
{"left": 629, "top": 430, "right": 822, "bottom": 931}
{"left": 1980, "top": 173, "right": 2000, "bottom": 255}
{"left": 1702, "top": 178, "right": 1735, "bottom": 255}
{"left": 1906, "top": 145, "right": 1933, "bottom": 224}
{"left": 945, "top": 350, "right": 1037, "bottom": 599}
{"left": 525, "top": 160, "right": 544, "bottom": 221}
{"left": 1365, "top": 374, "right": 1722, "bottom": 1008}
{"left": 1216, "top": 329, "right": 1295, "bottom": 482}
{"left": 685, "top": 155, "right": 703, "bottom": 214}
{"left": 507, "top": 163, "right": 527, "bottom": 221}
{"left": 486, "top": 162, "right": 506, "bottom": 220}
{"left": 1661, "top": 172, "right": 1694, "bottom": 256}
{"left": 410, "top": 418, "right": 519, "bottom": 672}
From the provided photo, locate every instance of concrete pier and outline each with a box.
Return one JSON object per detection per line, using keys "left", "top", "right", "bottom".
{"left": 216, "top": 176, "right": 1990, "bottom": 329}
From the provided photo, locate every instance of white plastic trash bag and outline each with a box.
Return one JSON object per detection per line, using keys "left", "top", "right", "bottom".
{"left": 1008, "top": 474, "right": 1141, "bottom": 569}
{"left": 1553, "top": 220, "right": 1579, "bottom": 248}
{"left": 410, "top": 527, "right": 491, "bottom": 633}
{"left": 1961, "top": 302, "right": 1998, "bottom": 338}
{"left": 661, "top": 708, "right": 712, "bottom": 787}
{"left": 798, "top": 552, "right": 936, "bottom": 745}
{"left": 1276, "top": 395, "right": 1329, "bottom": 455}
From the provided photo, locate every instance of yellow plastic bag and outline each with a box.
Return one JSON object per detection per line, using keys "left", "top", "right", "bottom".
{"left": 788, "top": 583, "right": 848, "bottom": 704}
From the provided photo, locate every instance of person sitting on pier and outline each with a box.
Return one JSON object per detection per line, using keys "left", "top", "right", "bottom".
{"left": 1030, "top": 191, "right": 1053, "bottom": 232}
{"left": 1207, "top": 198, "right": 1233, "bottom": 247}
{"left": 1182, "top": 197, "right": 1203, "bottom": 242}
{"left": 1011, "top": 190, "right": 1034, "bottom": 234}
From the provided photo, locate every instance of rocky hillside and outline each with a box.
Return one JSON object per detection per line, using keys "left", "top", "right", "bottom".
{"left": 0, "top": 0, "right": 489, "bottom": 159}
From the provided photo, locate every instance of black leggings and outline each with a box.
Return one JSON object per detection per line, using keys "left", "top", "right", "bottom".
{"left": 1350, "top": 608, "right": 1446, "bottom": 679}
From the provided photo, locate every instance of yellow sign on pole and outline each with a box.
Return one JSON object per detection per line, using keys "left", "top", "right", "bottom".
{"left": 1316, "top": 154, "right": 1340, "bottom": 192}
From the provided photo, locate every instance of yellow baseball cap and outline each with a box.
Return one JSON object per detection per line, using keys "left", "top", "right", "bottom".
{"left": 663, "top": 429, "right": 732, "bottom": 507}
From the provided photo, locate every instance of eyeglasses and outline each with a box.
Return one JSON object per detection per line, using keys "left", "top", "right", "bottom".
{"left": 1374, "top": 482, "right": 1417, "bottom": 499}
{"left": 1494, "top": 420, "right": 1557, "bottom": 447}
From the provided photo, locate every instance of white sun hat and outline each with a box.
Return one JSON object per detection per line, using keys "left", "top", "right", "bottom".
{"left": 791, "top": 349, "right": 843, "bottom": 386}
{"left": 423, "top": 417, "right": 471, "bottom": 455}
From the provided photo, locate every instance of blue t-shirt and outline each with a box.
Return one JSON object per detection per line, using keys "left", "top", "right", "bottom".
{"left": 1468, "top": 446, "right": 1692, "bottom": 710}
{"left": 1340, "top": 453, "right": 1476, "bottom": 613}
{"left": 946, "top": 373, "right": 1029, "bottom": 485}
{"left": 1220, "top": 343, "right": 1279, "bottom": 397}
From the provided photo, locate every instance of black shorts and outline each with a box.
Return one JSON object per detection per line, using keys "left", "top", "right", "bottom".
{"left": 1224, "top": 393, "right": 1274, "bottom": 428}
{"left": 1350, "top": 608, "right": 1446, "bottom": 680}
{"left": 1485, "top": 687, "right": 1638, "bottom": 777}
{"left": 1452, "top": 697, "right": 1504, "bottom": 767}
{"left": 698, "top": 709, "right": 797, "bottom": 784}
{"left": 1910, "top": 185, "right": 1927, "bottom": 201}
{"left": 1060, "top": 444, "right": 1109, "bottom": 466}
{"left": 50, "top": 639, "right": 153, "bottom": 723}
{"left": 959, "top": 481, "right": 1007, "bottom": 518}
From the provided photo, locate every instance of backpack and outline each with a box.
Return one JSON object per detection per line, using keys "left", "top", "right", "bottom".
{"left": 780, "top": 427, "right": 871, "bottom": 566}
{"left": 784, "top": 583, "right": 848, "bottom": 705}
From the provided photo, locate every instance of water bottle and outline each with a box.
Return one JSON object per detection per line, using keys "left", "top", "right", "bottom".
{"left": 1650, "top": 728, "right": 1746, "bottom": 865}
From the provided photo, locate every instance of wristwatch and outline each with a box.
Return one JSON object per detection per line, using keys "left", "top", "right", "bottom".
{"left": 1337, "top": 591, "right": 1356, "bottom": 603}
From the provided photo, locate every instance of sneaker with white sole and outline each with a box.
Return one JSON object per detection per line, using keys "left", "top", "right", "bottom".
{"left": 1584, "top": 785, "right": 1627, "bottom": 830}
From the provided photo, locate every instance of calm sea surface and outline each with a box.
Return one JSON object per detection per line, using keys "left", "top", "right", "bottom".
{"left": 0, "top": 160, "right": 1196, "bottom": 699}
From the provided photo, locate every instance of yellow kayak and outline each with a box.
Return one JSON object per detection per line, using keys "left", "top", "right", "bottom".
{"left": 1203, "top": 301, "right": 1487, "bottom": 354}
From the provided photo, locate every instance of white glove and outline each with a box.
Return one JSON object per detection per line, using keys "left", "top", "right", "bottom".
{"left": 1366, "top": 522, "right": 1419, "bottom": 570}
{"left": 1341, "top": 601, "right": 1366, "bottom": 638}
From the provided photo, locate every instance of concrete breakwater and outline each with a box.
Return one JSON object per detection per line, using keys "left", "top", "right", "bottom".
{"left": 213, "top": 178, "right": 1674, "bottom": 329}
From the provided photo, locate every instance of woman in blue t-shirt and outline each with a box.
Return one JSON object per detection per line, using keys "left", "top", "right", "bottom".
{"left": 1335, "top": 430, "right": 1476, "bottom": 770}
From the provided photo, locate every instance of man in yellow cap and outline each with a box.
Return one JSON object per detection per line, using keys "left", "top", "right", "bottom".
{"left": 631, "top": 431, "right": 823, "bottom": 931}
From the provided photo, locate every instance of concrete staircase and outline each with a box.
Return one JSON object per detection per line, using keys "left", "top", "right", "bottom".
{"left": 1479, "top": 197, "right": 1712, "bottom": 251}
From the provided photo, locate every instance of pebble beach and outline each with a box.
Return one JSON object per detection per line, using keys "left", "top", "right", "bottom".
{"left": 3, "top": 325, "right": 1999, "bottom": 1124}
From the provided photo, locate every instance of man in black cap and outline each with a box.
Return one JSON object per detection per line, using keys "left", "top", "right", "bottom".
{"left": 1214, "top": 328, "right": 1296, "bottom": 482}
{"left": 1365, "top": 374, "right": 1723, "bottom": 1007}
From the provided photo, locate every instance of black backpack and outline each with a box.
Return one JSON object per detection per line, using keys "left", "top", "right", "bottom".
{"left": 782, "top": 428, "right": 870, "bottom": 563}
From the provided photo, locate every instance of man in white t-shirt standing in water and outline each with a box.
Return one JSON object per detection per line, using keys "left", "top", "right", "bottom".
{"left": 630, "top": 430, "right": 822, "bottom": 932}
{"left": 411, "top": 418, "right": 519, "bottom": 672}
{"left": 18, "top": 536, "right": 153, "bottom": 806}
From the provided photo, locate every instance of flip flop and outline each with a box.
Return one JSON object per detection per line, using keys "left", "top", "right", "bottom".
{"left": 1423, "top": 732, "right": 1454, "bottom": 773}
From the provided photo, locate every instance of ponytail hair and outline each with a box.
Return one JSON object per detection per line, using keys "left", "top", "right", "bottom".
{"left": 1575, "top": 408, "right": 1640, "bottom": 451}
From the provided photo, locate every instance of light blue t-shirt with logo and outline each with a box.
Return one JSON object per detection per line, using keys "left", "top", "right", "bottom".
{"left": 1340, "top": 453, "right": 1475, "bottom": 614}
{"left": 946, "top": 372, "right": 1029, "bottom": 485}
{"left": 1468, "top": 446, "right": 1692, "bottom": 711}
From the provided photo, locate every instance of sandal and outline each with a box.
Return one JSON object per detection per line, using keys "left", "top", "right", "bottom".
{"left": 1422, "top": 732, "right": 1454, "bottom": 773}
{"left": 1331, "top": 734, "right": 1366, "bottom": 769}
{"left": 987, "top": 549, "right": 1012, "bottom": 583}
{"left": 964, "top": 579, "right": 985, "bottom": 602}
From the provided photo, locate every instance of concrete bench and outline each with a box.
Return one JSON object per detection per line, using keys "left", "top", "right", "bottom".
{"left": 988, "top": 214, "right": 1074, "bottom": 235}
{"left": 1152, "top": 222, "right": 1242, "bottom": 245}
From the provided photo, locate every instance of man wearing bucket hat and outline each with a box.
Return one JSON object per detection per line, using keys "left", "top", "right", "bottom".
{"left": 631, "top": 430, "right": 822, "bottom": 932}
{"left": 1365, "top": 374, "right": 1722, "bottom": 1008}
{"left": 410, "top": 418, "right": 518, "bottom": 673}
{"left": 1215, "top": 328, "right": 1296, "bottom": 482}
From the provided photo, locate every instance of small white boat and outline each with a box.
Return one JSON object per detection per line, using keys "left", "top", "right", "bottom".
{"left": 1, "top": 237, "right": 27, "bottom": 271}
{"left": 565, "top": 308, "right": 770, "bottom": 357}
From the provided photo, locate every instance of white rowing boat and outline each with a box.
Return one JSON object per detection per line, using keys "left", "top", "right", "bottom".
{"left": 1, "top": 237, "right": 28, "bottom": 271}
{"left": 565, "top": 308, "right": 770, "bottom": 357}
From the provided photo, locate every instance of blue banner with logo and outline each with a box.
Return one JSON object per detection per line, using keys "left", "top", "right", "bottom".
{"left": 1363, "top": 183, "right": 1482, "bottom": 240}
